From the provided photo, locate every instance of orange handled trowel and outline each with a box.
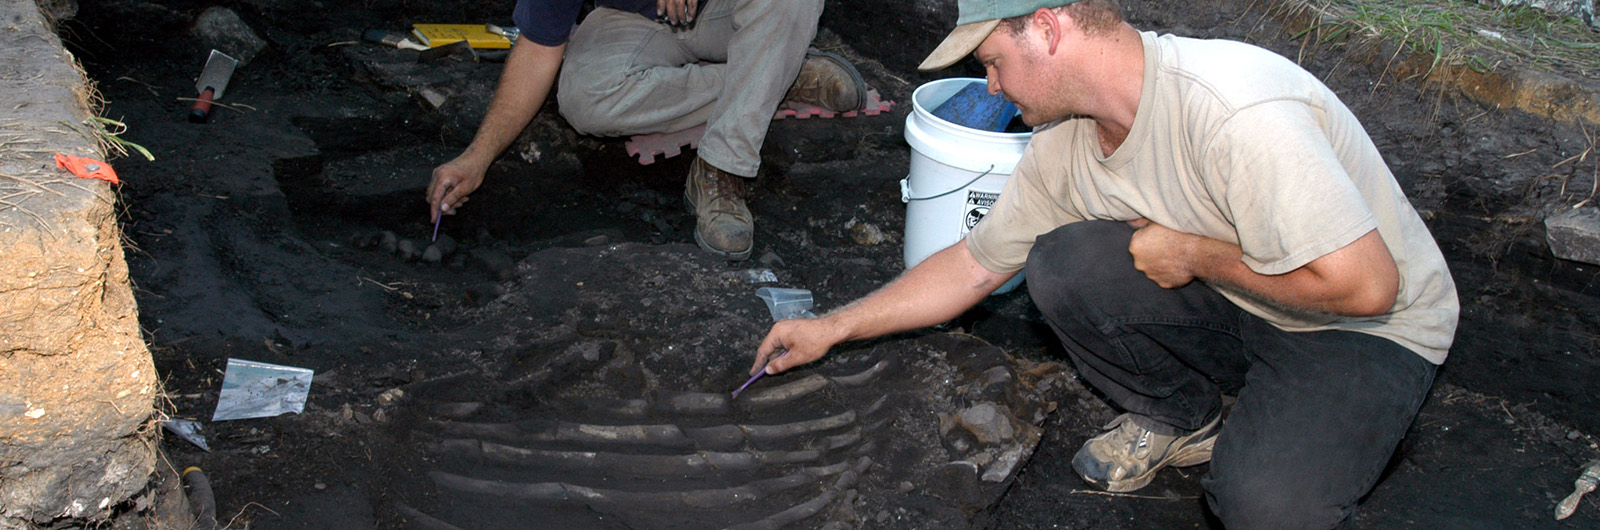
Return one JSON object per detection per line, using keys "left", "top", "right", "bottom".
{"left": 189, "top": 50, "right": 237, "bottom": 123}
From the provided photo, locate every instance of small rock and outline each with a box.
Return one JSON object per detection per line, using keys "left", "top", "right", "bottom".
{"left": 397, "top": 239, "right": 419, "bottom": 261}
{"left": 758, "top": 251, "right": 785, "bottom": 268}
{"left": 378, "top": 231, "right": 398, "bottom": 254}
{"left": 1570, "top": 430, "right": 1583, "bottom": 440}
{"left": 897, "top": 481, "right": 915, "bottom": 493}
{"left": 434, "top": 234, "right": 458, "bottom": 256}
{"left": 377, "top": 388, "right": 405, "bottom": 405}
{"left": 1546, "top": 207, "right": 1600, "bottom": 266}
{"left": 584, "top": 234, "right": 610, "bottom": 246}
{"left": 314, "top": 483, "right": 326, "bottom": 490}
{"left": 875, "top": 510, "right": 891, "bottom": 523}
{"left": 422, "top": 245, "right": 442, "bottom": 264}
{"left": 191, "top": 7, "right": 267, "bottom": 67}
{"left": 850, "top": 222, "right": 888, "bottom": 245}
{"left": 415, "top": 86, "right": 450, "bottom": 111}
{"left": 957, "top": 402, "right": 1015, "bottom": 445}
{"left": 373, "top": 408, "right": 388, "bottom": 422}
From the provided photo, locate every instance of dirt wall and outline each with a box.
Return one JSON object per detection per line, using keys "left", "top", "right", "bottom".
{"left": 0, "top": 0, "right": 158, "bottom": 526}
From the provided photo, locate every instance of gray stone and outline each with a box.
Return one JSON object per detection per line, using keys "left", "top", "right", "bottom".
{"left": 397, "top": 239, "right": 419, "bottom": 261}
{"left": 956, "top": 402, "right": 1015, "bottom": 445}
{"left": 414, "top": 86, "right": 451, "bottom": 112}
{"left": 378, "top": 231, "right": 398, "bottom": 254}
{"left": 191, "top": 7, "right": 267, "bottom": 67}
{"left": 433, "top": 234, "right": 458, "bottom": 256}
{"left": 1545, "top": 207, "right": 1600, "bottom": 265}
{"left": 421, "top": 245, "right": 442, "bottom": 264}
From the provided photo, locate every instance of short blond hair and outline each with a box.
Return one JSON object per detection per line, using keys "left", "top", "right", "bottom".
{"left": 999, "top": 0, "right": 1123, "bottom": 36}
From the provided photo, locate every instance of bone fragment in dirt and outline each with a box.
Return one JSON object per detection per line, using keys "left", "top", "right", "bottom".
{"left": 394, "top": 502, "right": 468, "bottom": 530}
{"left": 434, "top": 401, "right": 877, "bottom": 450}
{"left": 558, "top": 360, "right": 892, "bottom": 417}
{"left": 728, "top": 458, "right": 875, "bottom": 530}
{"left": 433, "top": 437, "right": 826, "bottom": 476}
{"left": 427, "top": 460, "right": 858, "bottom": 509}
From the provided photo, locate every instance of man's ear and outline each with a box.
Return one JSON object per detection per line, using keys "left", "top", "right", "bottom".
{"left": 1034, "top": 7, "right": 1064, "bottom": 55}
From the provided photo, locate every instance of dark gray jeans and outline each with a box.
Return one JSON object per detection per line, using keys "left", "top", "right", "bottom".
{"left": 1024, "top": 221, "right": 1437, "bottom": 530}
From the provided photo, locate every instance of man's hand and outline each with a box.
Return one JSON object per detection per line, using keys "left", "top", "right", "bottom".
{"left": 1127, "top": 218, "right": 1214, "bottom": 288}
{"left": 751, "top": 316, "right": 845, "bottom": 376}
{"left": 427, "top": 157, "right": 487, "bottom": 223}
{"left": 656, "top": 0, "right": 697, "bottom": 24}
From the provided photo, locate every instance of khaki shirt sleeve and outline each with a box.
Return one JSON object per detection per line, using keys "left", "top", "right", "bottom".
{"left": 1204, "top": 99, "right": 1377, "bottom": 275}
{"left": 966, "top": 124, "right": 1084, "bottom": 274}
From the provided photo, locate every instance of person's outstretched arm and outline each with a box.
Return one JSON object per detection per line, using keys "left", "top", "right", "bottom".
{"left": 427, "top": 35, "right": 567, "bottom": 222}
{"left": 752, "top": 239, "right": 1017, "bottom": 375}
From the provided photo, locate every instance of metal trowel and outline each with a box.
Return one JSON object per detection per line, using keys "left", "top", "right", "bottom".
{"left": 189, "top": 50, "right": 237, "bottom": 123}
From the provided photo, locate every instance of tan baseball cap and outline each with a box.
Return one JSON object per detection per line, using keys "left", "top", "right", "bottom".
{"left": 918, "top": 0, "right": 1082, "bottom": 71}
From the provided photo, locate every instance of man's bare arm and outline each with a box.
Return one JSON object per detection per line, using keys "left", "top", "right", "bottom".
{"left": 427, "top": 36, "right": 567, "bottom": 221}
{"left": 1129, "top": 219, "right": 1399, "bottom": 316}
{"left": 753, "top": 240, "right": 1016, "bottom": 375}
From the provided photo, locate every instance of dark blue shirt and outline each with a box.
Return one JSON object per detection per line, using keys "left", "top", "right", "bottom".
{"left": 514, "top": 0, "right": 658, "bottom": 46}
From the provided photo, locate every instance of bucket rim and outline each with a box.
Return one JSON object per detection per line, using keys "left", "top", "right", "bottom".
{"left": 912, "top": 77, "right": 1032, "bottom": 139}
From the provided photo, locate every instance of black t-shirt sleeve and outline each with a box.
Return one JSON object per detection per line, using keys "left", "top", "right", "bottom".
{"left": 514, "top": 0, "right": 584, "bottom": 46}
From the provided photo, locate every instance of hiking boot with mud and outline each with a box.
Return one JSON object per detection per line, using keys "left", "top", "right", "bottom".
{"left": 784, "top": 50, "right": 868, "bottom": 112}
{"left": 684, "top": 156, "right": 754, "bottom": 260}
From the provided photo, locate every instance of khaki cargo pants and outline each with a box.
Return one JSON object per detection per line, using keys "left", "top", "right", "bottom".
{"left": 556, "top": 0, "right": 824, "bottom": 177}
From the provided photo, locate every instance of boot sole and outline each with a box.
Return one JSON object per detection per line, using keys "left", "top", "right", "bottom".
{"left": 1080, "top": 433, "right": 1218, "bottom": 493}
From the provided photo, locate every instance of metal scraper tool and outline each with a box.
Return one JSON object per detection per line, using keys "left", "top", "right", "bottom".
{"left": 189, "top": 50, "right": 238, "bottom": 123}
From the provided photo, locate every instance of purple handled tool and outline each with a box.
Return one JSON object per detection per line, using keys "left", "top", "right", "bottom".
{"left": 732, "top": 350, "right": 786, "bottom": 399}
{"left": 431, "top": 213, "right": 441, "bottom": 242}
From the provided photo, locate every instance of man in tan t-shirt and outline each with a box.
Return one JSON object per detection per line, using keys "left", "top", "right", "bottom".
{"left": 749, "top": 0, "right": 1459, "bottom": 527}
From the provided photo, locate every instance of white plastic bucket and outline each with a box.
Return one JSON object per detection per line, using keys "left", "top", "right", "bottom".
{"left": 901, "top": 77, "right": 1030, "bottom": 294}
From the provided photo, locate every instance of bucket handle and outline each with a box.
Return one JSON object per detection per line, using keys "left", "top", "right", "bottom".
{"left": 900, "top": 165, "right": 995, "bottom": 203}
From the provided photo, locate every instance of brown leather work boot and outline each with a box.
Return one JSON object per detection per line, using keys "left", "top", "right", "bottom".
{"left": 683, "top": 156, "right": 753, "bottom": 260}
{"left": 783, "top": 49, "right": 867, "bottom": 113}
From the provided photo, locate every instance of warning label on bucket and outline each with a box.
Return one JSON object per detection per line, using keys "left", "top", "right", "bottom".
{"left": 962, "top": 190, "right": 999, "bottom": 236}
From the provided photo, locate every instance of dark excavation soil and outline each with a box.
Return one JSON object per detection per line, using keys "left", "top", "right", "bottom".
{"left": 54, "top": 0, "right": 1600, "bottom": 528}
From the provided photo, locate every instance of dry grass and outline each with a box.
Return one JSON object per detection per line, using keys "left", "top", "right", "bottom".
{"left": 1285, "top": 0, "right": 1600, "bottom": 79}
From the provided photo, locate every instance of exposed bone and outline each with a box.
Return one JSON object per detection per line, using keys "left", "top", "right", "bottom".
{"left": 727, "top": 489, "right": 837, "bottom": 530}
{"left": 651, "top": 390, "right": 732, "bottom": 415}
{"left": 431, "top": 402, "right": 483, "bottom": 419}
{"left": 821, "top": 427, "right": 862, "bottom": 451}
{"left": 739, "top": 374, "right": 831, "bottom": 409}
{"left": 428, "top": 461, "right": 854, "bottom": 510}
{"left": 682, "top": 423, "right": 747, "bottom": 450}
{"left": 435, "top": 419, "right": 696, "bottom": 449}
{"left": 393, "top": 502, "right": 467, "bottom": 530}
{"left": 738, "top": 410, "right": 857, "bottom": 444}
{"left": 726, "top": 458, "right": 873, "bottom": 530}
{"left": 828, "top": 358, "right": 891, "bottom": 387}
{"left": 435, "top": 437, "right": 825, "bottom": 476}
